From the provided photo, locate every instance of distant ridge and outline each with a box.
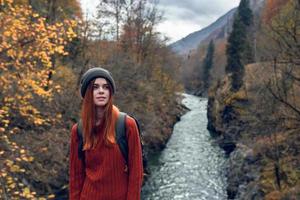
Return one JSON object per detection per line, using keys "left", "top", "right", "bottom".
{"left": 170, "top": 0, "right": 265, "bottom": 55}
{"left": 169, "top": 8, "right": 236, "bottom": 55}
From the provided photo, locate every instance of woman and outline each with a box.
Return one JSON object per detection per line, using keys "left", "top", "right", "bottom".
{"left": 69, "top": 67, "right": 143, "bottom": 200}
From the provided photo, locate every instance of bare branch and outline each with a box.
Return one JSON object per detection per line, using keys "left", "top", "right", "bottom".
{"left": 266, "top": 82, "right": 300, "bottom": 117}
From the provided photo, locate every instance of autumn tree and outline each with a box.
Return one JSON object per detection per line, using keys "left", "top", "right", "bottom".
{"left": 93, "top": 2, "right": 110, "bottom": 40}
{"left": 121, "top": 0, "right": 162, "bottom": 65}
{"left": 95, "top": 0, "right": 126, "bottom": 41}
{"left": 262, "top": 0, "right": 300, "bottom": 121}
{"left": 88, "top": 0, "right": 183, "bottom": 151}
{"left": 262, "top": 0, "right": 289, "bottom": 23}
{"left": 25, "top": 0, "right": 82, "bottom": 92}
{"left": 0, "top": 0, "right": 76, "bottom": 198}
{"left": 251, "top": 0, "right": 300, "bottom": 194}
{"left": 28, "top": 0, "right": 82, "bottom": 23}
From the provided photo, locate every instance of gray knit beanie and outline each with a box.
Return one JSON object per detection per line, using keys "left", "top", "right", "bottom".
{"left": 80, "top": 67, "right": 116, "bottom": 98}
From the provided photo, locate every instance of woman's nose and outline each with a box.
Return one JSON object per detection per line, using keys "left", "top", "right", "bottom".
{"left": 97, "top": 87, "right": 104, "bottom": 93}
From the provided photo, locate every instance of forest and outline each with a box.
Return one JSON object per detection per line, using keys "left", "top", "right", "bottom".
{"left": 0, "top": 0, "right": 299, "bottom": 199}
{"left": 0, "top": 0, "right": 184, "bottom": 199}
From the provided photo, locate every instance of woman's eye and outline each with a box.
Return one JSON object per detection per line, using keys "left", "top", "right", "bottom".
{"left": 93, "top": 85, "right": 99, "bottom": 89}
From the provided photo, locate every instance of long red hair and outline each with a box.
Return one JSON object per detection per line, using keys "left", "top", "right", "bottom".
{"left": 81, "top": 79, "right": 118, "bottom": 150}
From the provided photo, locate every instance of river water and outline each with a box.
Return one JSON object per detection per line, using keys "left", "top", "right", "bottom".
{"left": 141, "top": 94, "right": 227, "bottom": 200}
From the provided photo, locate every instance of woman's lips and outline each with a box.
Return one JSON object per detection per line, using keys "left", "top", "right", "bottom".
{"left": 96, "top": 97, "right": 105, "bottom": 100}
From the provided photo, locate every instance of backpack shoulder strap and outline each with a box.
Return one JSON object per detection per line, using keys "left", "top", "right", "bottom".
{"left": 77, "top": 114, "right": 131, "bottom": 165}
{"left": 129, "top": 115, "right": 142, "bottom": 137}
{"left": 77, "top": 120, "right": 85, "bottom": 161}
{"left": 116, "top": 112, "right": 128, "bottom": 164}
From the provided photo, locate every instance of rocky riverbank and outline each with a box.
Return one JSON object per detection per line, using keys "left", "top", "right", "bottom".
{"left": 207, "top": 64, "right": 300, "bottom": 199}
{"left": 207, "top": 76, "right": 263, "bottom": 199}
{"left": 143, "top": 93, "right": 189, "bottom": 154}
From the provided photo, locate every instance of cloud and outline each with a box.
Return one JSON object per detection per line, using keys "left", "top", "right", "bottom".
{"left": 157, "top": 0, "right": 240, "bottom": 42}
{"left": 156, "top": 19, "right": 203, "bottom": 42}
{"left": 159, "top": 0, "right": 239, "bottom": 17}
{"left": 80, "top": 0, "right": 240, "bottom": 43}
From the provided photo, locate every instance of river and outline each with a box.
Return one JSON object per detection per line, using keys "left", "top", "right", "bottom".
{"left": 141, "top": 94, "right": 227, "bottom": 200}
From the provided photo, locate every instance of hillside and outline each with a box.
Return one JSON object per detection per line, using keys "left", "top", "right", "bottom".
{"left": 170, "top": 8, "right": 236, "bottom": 55}
{"left": 207, "top": 62, "right": 300, "bottom": 199}
{"left": 170, "top": 0, "right": 265, "bottom": 55}
{"left": 207, "top": 0, "right": 300, "bottom": 199}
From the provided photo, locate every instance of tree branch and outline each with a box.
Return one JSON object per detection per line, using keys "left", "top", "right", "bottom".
{"left": 266, "top": 82, "right": 300, "bottom": 117}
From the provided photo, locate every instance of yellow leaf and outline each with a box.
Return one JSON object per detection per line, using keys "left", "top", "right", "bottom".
{"left": 1, "top": 172, "right": 7, "bottom": 177}
{"left": 48, "top": 194, "right": 55, "bottom": 199}
{"left": 23, "top": 187, "right": 30, "bottom": 195}
{"left": 6, "top": 176, "right": 13, "bottom": 184}
{"left": 9, "top": 183, "right": 16, "bottom": 189}
{"left": 5, "top": 159, "right": 13, "bottom": 167}
{"left": 3, "top": 31, "right": 11, "bottom": 37}
{"left": 10, "top": 165, "right": 20, "bottom": 172}
{"left": 21, "top": 156, "right": 28, "bottom": 162}
{"left": 28, "top": 156, "right": 34, "bottom": 162}
{"left": 2, "top": 120, "right": 9, "bottom": 124}
{"left": 41, "top": 147, "right": 48, "bottom": 152}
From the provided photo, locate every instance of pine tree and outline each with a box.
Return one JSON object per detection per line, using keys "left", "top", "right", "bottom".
{"left": 226, "top": 15, "right": 246, "bottom": 90}
{"left": 226, "top": 0, "right": 253, "bottom": 91}
{"left": 238, "top": 0, "right": 253, "bottom": 26}
{"left": 239, "top": 0, "right": 254, "bottom": 64}
{"left": 202, "top": 40, "right": 215, "bottom": 90}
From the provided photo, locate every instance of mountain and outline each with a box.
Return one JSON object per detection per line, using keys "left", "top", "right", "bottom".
{"left": 170, "top": 0, "right": 265, "bottom": 55}
{"left": 170, "top": 8, "right": 236, "bottom": 55}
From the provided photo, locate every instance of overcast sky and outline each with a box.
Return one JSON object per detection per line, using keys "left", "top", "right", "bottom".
{"left": 80, "top": 0, "right": 240, "bottom": 43}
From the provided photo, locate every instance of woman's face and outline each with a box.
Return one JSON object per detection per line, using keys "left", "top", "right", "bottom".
{"left": 93, "top": 78, "right": 110, "bottom": 107}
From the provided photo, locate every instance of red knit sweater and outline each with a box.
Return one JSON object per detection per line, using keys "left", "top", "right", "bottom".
{"left": 69, "top": 116, "right": 143, "bottom": 200}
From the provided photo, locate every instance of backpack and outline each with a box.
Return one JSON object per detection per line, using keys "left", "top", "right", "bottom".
{"left": 76, "top": 112, "right": 147, "bottom": 174}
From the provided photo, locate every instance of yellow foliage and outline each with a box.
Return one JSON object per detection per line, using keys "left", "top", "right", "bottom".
{"left": 5, "top": 159, "right": 14, "bottom": 167}
{"left": 0, "top": 0, "right": 78, "bottom": 199}
{"left": 20, "top": 154, "right": 34, "bottom": 162}
{"left": 10, "top": 165, "right": 20, "bottom": 172}
{"left": 9, "top": 183, "right": 16, "bottom": 189}
{"left": 48, "top": 194, "right": 56, "bottom": 199}
{"left": 224, "top": 89, "right": 248, "bottom": 105}
{"left": 0, "top": 0, "right": 77, "bottom": 129}
{"left": 27, "top": 156, "right": 34, "bottom": 162}
{"left": 0, "top": 133, "right": 38, "bottom": 198}
{"left": 1, "top": 171, "right": 7, "bottom": 177}
{"left": 22, "top": 187, "right": 32, "bottom": 198}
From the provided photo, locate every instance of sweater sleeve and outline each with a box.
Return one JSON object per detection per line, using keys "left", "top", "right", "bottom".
{"left": 126, "top": 116, "right": 143, "bottom": 200}
{"left": 69, "top": 124, "right": 86, "bottom": 200}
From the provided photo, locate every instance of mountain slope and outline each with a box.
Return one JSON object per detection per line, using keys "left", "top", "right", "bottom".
{"left": 170, "top": 8, "right": 236, "bottom": 55}
{"left": 170, "top": 0, "right": 265, "bottom": 55}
